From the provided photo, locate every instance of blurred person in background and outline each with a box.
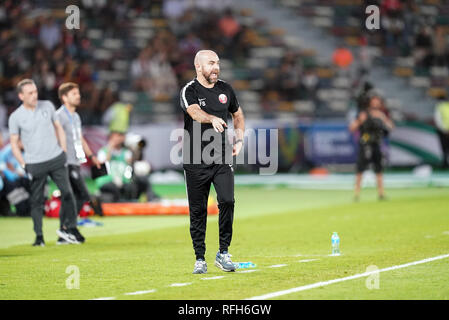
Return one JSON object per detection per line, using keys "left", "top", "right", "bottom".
{"left": 434, "top": 94, "right": 449, "bottom": 169}
{"left": 96, "top": 132, "right": 158, "bottom": 203}
{"left": 0, "top": 139, "right": 31, "bottom": 216}
{"left": 350, "top": 95, "right": 395, "bottom": 202}
{"left": 56, "top": 82, "right": 102, "bottom": 235}
{"left": 102, "top": 100, "right": 133, "bottom": 134}
{"left": 8, "top": 79, "right": 82, "bottom": 246}
{"left": 95, "top": 132, "right": 134, "bottom": 202}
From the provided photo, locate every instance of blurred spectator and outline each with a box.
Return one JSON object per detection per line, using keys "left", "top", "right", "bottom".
{"left": 414, "top": 26, "right": 433, "bottom": 67}
{"left": 95, "top": 131, "right": 158, "bottom": 202}
{"left": 0, "top": 141, "right": 31, "bottom": 216}
{"left": 276, "top": 55, "right": 301, "bottom": 101}
{"left": 179, "top": 32, "right": 203, "bottom": 64}
{"left": 163, "top": 0, "right": 187, "bottom": 20}
{"left": 147, "top": 52, "right": 178, "bottom": 99}
{"left": 434, "top": 94, "right": 449, "bottom": 168}
{"left": 33, "top": 61, "right": 56, "bottom": 100}
{"left": 219, "top": 9, "right": 241, "bottom": 40}
{"left": 301, "top": 69, "right": 319, "bottom": 100}
{"left": 381, "top": 0, "right": 402, "bottom": 18}
{"left": 39, "top": 17, "right": 61, "bottom": 51}
{"left": 0, "top": 99, "right": 7, "bottom": 130}
{"left": 195, "top": 0, "right": 232, "bottom": 12}
{"left": 431, "top": 26, "right": 448, "bottom": 67}
{"left": 130, "top": 47, "right": 152, "bottom": 90}
{"left": 95, "top": 132, "right": 134, "bottom": 202}
{"left": 102, "top": 102, "right": 133, "bottom": 134}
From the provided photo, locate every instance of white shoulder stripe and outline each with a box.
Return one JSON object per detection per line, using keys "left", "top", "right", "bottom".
{"left": 181, "top": 80, "right": 195, "bottom": 109}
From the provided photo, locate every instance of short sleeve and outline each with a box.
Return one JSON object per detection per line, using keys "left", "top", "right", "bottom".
{"left": 55, "top": 109, "right": 64, "bottom": 126}
{"left": 180, "top": 82, "right": 197, "bottom": 112}
{"left": 46, "top": 101, "right": 57, "bottom": 122}
{"left": 8, "top": 113, "right": 19, "bottom": 136}
{"left": 228, "top": 86, "right": 240, "bottom": 114}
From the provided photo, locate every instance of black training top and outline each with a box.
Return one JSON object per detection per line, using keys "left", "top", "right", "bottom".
{"left": 180, "top": 78, "right": 240, "bottom": 166}
{"left": 359, "top": 113, "right": 387, "bottom": 145}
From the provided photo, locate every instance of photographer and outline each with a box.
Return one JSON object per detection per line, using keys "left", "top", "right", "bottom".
{"left": 350, "top": 95, "right": 395, "bottom": 201}
{"left": 95, "top": 132, "right": 159, "bottom": 203}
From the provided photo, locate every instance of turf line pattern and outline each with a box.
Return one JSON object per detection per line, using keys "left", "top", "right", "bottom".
{"left": 245, "top": 253, "right": 449, "bottom": 300}
{"left": 124, "top": 289, "right": 157, "bottom": 296}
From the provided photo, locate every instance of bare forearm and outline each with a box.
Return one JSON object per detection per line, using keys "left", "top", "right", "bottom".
{"left": 233, "top": 115, "right": 245, "bottom": 141}
{"left": 11, "top": 142, "right": 25, "bottom": 167}
{"left": 189, "top": 107, "right": 216, "bottom": 124}
{"left": 55, "top": 125, "right": 67, "bottom": 152}
{"left": 82, "top": 137, "right": 93, "bottom": 157}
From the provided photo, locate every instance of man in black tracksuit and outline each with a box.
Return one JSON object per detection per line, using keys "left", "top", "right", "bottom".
{"left": 180, "top": 50, "right": 245, "bottom": 274}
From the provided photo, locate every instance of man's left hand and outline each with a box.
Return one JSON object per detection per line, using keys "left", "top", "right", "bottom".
{"left": 232, "top": 140, "right": 243, "bottom": 156}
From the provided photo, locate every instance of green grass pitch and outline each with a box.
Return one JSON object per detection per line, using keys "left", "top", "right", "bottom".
{"left": 0, "top": 185, "right": 448, "bottom": 300}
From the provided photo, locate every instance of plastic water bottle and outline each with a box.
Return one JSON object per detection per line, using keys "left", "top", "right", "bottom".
{"left": 234, "top": 262, "right": 257, "bottom": 269}
{"left": 331, "top": 232, "right": 340, "bottom": 256}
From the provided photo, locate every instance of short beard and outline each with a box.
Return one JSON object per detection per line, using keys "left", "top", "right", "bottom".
{"left": 204, "top": 71, "right": 218, "bottom": 84}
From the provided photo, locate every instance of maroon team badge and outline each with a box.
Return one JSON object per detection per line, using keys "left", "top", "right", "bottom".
{"left": 218, "top": 94, "right": 227, "bottom": 104}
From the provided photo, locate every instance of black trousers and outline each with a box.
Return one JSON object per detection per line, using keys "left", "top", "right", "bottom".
{"left": 68, "top": 165, "right": 91, "bottom": 214}
{"left": 26, "top": 152, "right": 77, "bottom": 236}
{"left": 184, "top": 164, "right": 235, "bottom": 260}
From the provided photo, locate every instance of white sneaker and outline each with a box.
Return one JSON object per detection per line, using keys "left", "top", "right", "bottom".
{"left": 193, "top": 259, "right": 207, "bottom": 274}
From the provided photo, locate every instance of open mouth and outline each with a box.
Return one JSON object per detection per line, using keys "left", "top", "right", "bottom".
{"left": 209, "top": 72, "right": 218, "bottom": 81}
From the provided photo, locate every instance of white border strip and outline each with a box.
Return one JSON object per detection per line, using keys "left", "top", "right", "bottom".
{"left": 246, "top": 253, "right": 449, "bottom": 300}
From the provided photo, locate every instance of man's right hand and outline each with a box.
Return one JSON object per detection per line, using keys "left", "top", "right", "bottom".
{"left": 211, "top": 116, "right": 227, "bottom": 133}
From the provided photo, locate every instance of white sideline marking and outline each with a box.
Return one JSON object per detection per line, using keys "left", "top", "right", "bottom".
{"left": 170, "top": 282, "right": 192, "bottom": 287}
{"left": 246, "top": 253, "right": 449, "bottom": 300}
{"left": 298, "top": 259, "right": 319, "bottom": 263}
{"left": 91, "top": 297, "right": 116, "bottom": 300}
{"left": 201, "top": 276, "right": 225, "bottom": 280}
{"left": 268, "top": 264, "right": 288, "bottom": 268}
{"left": 124, "top": 289, "right": 156, "bottom": 296}
{"left": 237, "top": 269, "right": 259, "bottom": 273}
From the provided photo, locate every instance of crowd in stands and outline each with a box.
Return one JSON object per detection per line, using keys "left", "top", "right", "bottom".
{"left": 2, "top": 0, "right": 347, "bottom": 125}
{"left": 276, "top": 0, "right": 449, "bottom": 104}
{"left": 0, "top": 0, "right": 257, "bottom": 126}
{"left": 3, "top": 0, "right": 449, "bottom": 127}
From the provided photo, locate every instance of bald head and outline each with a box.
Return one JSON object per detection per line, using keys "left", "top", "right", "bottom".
{"left": 194, "top": 50, "right": 219, "bottom": 67}
{"left": 194, "top": 50, "right": 220, "bottom": 85}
